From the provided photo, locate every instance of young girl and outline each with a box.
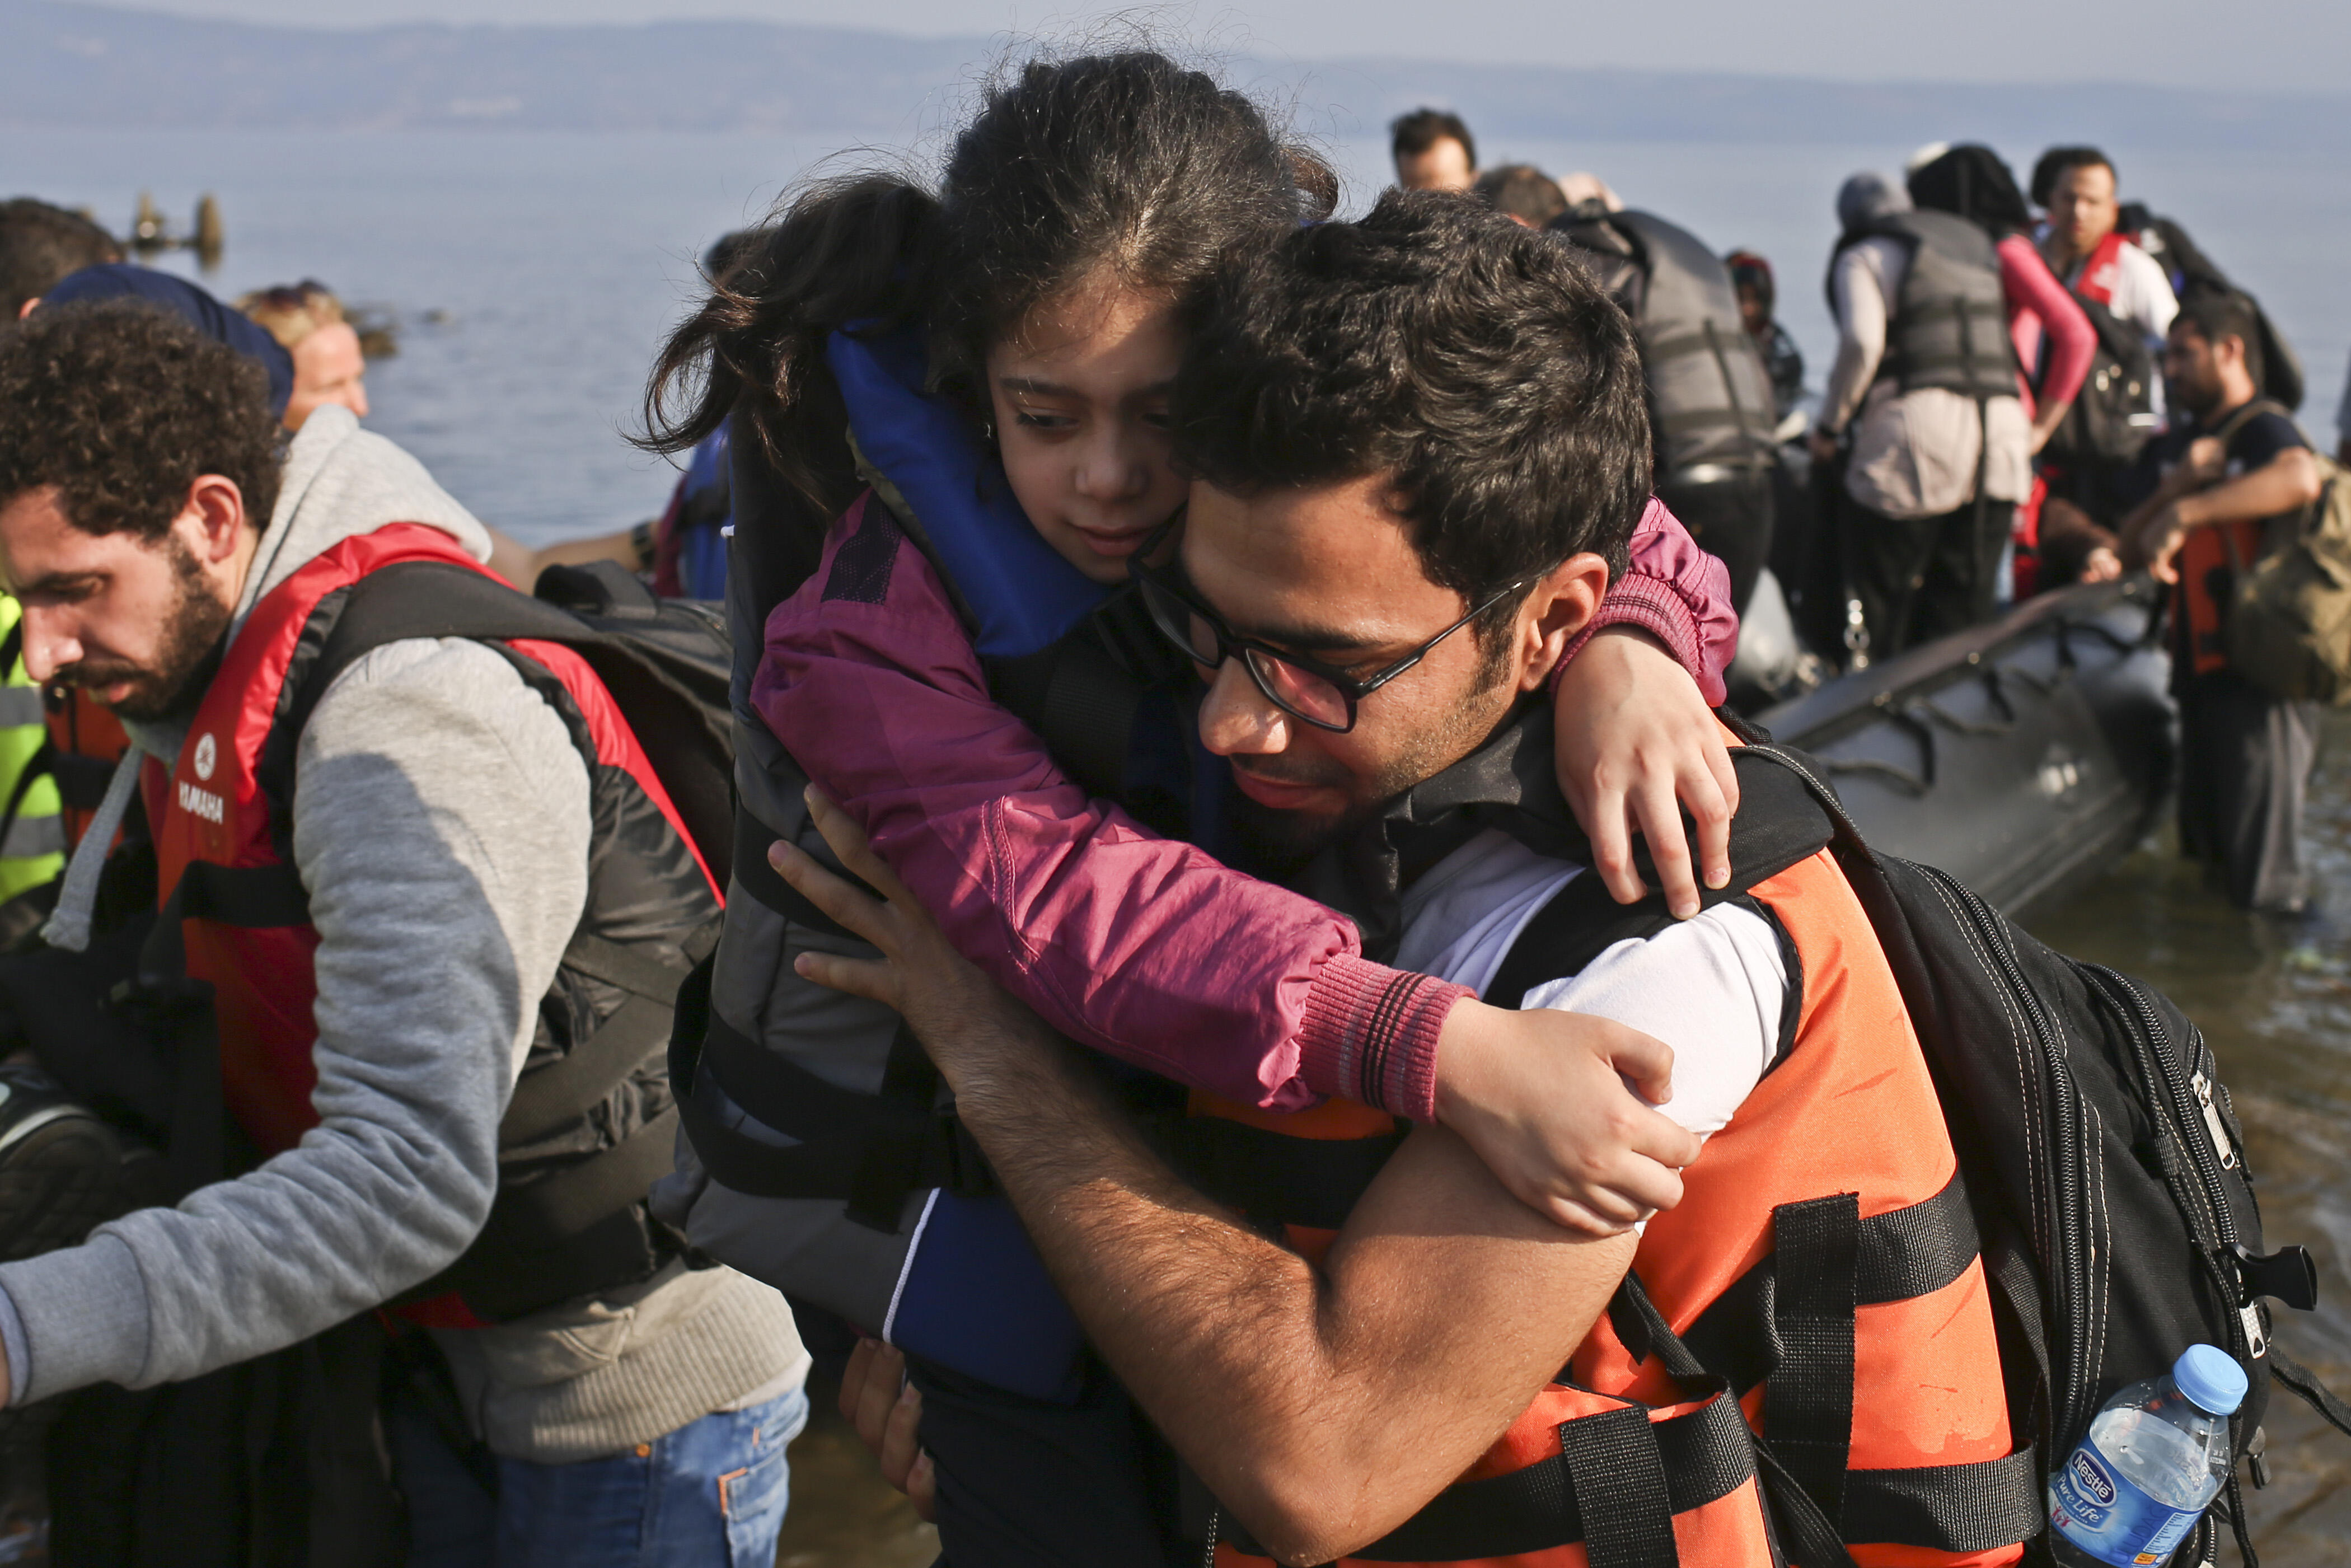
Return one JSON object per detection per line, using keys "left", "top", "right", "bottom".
{"left": 645, "top": 50, "right": 1741, "bottom": 1563}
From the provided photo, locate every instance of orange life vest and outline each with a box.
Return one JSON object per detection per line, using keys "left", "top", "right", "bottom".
{"left": 1196, "top": 759, "right": 2029, "bottom": 1567}
{"left": 2176, "top": 518, "right": 2266, "bottom": 678}
{"left": 144, "top": 523, "right": 719, "bottom": 1323}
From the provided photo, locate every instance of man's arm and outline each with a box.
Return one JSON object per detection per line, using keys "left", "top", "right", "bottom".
{"left": 0, "top": 639, "right": 589, "bottom": 1402}
{"left": 777, "top": 792, "right": 1636, "bottom": 1565}
{"left": 2126, "top": 446, "right": 2324, "bottom": 581}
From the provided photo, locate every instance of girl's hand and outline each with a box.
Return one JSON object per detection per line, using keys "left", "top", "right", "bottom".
{"left": 1553, "top": 628, "right": 1737, "bottom": 919}
{"left": 1433, "top": 998, "right": 1700, "bottom": 1234}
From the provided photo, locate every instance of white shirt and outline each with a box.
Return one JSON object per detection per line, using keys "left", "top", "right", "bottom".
{"left": 1394, "top": 830, "right": 1786, "bottom": 1144}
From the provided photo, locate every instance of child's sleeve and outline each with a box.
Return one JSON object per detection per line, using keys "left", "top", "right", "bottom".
{"left": 1566, "top": 497, "right": 1739, "bottom": 705}
{"left": 754, "top": 497, "right": 1469, "bottom": 1120}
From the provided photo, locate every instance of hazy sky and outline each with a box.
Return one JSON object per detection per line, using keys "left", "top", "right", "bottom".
{"left": 121, "top": 0, "right": 2351, "bottom": 93}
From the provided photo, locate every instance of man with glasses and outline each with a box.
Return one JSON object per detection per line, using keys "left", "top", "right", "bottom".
{"left": 794, "top": 193, "right": 2023, "bottom": 1565}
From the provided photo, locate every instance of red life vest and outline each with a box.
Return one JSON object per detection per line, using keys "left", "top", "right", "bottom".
{"left": 1200, "top": 759, "right": 2027, "bottom": 1567}
{"left": 146, "top": 523, "right": 719, "bottom": 1323}
{"left": 2071, "top": 232, "right": 2129, "bottom": 311}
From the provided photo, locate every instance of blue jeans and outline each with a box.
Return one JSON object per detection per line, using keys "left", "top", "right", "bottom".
{"left": 390, "top": 1387, "right": 808, "bottom": 1568}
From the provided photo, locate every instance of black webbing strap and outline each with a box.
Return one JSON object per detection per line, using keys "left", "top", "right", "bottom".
{"left": 2271, "top": 1350, "right": 2351, "bottom": 1440}
{"left": 50, "top": 749, "right": 119, "bottom": 811}
{"left": 1839, "top": 1447, "right": 2043, "bottom": 1555}
{"left": 1165, "top": 1115, "right": 1406, "bottom": 1232}
{"left": 137, "top": 859, "right": 313, "bottom": 985}
{"left": 1564, "top": 1404, "right": 1682, "bottom": 1568}
{"left": 502, "top": 923, "right": 712, "bottom": 1144}
{"left": 1206, "top": 1386, "right": 1762, "bottom": 1562}
{"left": 503, "top": 995, "right": 669, "bottom": 1146}
{"left": 1622, "top": 1174, "right": 1980, "bottom": 1400}
{"left": 668, "top": 955, "right": 979, "bottom": 1225}
{"left": 488, "top": 1107, "right": 681, "bottom": 1242}
{"left": 560, "top": 925, "right": 708, "bottom": 1004}
{"left": 255, "top": 562, "right": 596, "bottom": 816}
{"left": 1617, "top": 1269, "right": 2039, "bottom": 1559}
{"left": 729, "top": 802, "right": 861, "bottom": 939}
{"left": 1769, "top": 1193, "right": 1862, "bottom": 1524}
{"left": 1614, "top": 1272, "right": 1860, "bottom": 1568}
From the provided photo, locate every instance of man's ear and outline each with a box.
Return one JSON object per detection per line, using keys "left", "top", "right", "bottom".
{"left": 176, "top": 474, "right": 249, "bottom": 567}
{"left": 1514, "top": 553, "right": 1612, "bottom": 692}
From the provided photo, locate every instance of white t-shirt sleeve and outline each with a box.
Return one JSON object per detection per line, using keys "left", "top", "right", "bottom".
{"left": 2118, "top": 242, "right": 2179, "bottom": 347}
{"left": 1519, "top": 906, "right": 1788, "bottom": 1142}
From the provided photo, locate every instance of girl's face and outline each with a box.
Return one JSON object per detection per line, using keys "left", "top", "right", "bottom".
{"left": 987, "top": 273, "right": 1187, "bottom": 586}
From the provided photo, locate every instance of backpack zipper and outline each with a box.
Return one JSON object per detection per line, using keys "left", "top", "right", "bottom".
{"left": 1921, "top": 864, "right": 2100, "bottom": 1439}
{"left": 2081, "top": 966, "right": 2263, "bottom": 1361}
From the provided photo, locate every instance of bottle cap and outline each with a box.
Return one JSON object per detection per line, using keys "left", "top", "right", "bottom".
{"left": 2173, "top": 1345, "right": 2249, "bottom": 1415}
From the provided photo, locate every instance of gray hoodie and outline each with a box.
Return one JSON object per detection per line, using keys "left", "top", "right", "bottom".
{"left": 0, "top": 408, "right": 803, "bottom": 1459}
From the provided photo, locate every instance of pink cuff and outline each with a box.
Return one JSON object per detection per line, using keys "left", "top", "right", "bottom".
{"left": 1558, "top": 573, "right": 1723, "bottom": 706}
{"left": 1296, "top": 954, "right": 1472, "bottom": 1124}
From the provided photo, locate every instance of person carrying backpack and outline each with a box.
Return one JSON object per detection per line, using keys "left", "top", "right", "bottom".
{"left": 2118, "top": 289, "right": 2328, "bottom": 912}
{"left": 0, "top": 300, "right": 805, "bottom": 1566}
{"left": 779, "top": 195, "right": 2039, "bottom": 1565}
{"left": 801, "top": 194, "right": 2349, "bottom": 1566}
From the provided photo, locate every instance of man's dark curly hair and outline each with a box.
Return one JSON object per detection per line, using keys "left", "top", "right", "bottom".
{"left": 0, "top": 299, "right": 283, "bottom": 540}
{"left": 1172, "top": 190, "right": 1651, "bottom": 644}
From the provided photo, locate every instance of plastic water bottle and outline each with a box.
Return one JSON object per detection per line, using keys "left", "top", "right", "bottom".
{"left": 2048, "top": 1345, "right": 2249, "bottom": 1566}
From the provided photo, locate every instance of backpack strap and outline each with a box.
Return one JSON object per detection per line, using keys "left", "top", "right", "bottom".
{"left": 1483, "top": 743, "right": 1837, "bottom": 1008}
{"left": 254, "top": 560, "right": 597, "bottom": 821}
{"left": 2208, "top": 397, "right": 2296, "bottom": 449}
{"left": 665, "top": 953, "right": 988, "bottom": 1230}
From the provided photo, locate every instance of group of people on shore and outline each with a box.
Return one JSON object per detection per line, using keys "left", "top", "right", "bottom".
{"left": 0, "top": 43, "right": 2324, "bottom": 1568}
{"left": 1393, "top": 107, "right": 2330, "bottom": 914}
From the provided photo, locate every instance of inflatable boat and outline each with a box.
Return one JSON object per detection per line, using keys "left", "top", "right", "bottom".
{"left": 1753, "top": 575, "right": 2175, "bottom": 918}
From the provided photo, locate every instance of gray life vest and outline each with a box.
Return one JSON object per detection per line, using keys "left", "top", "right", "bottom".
{"left": 1550, "top": 207, "right": 1780, "bottom": 485}
{"left": 1828, "top": 209, "right": 2017, "bottom": 403}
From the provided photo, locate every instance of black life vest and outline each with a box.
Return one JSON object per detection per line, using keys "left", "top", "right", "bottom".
{"left": 1548, "top": 207, "right": 1779, "bottom": 485}
{"left": 2044, "top": 231, "right": 2162, "bottom": 469}
{"left": 1828, "top": 209, "right": 2016, "bottom": 403}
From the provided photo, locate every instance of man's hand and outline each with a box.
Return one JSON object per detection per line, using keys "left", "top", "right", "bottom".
{"left": 2184, "top": 435, "right": 2228, "bottom": 486}
{"left": 840, "top": 1337, "right": 935, "bottom": 1522}
{"left": 1807, "top": 428, "right": 1839, "bottom": 466}
{"left": 2128, "top": 500, "right": 2190, "bottom": 583}
{"left": 1553, "top": 627, "right": 1736, "bottom": 919}
{"left": 1433, "top": 999, "right": 1699, "bottom": 1234}
{"left": 771, "top": 789, "right": 1057, "bottom": 1095}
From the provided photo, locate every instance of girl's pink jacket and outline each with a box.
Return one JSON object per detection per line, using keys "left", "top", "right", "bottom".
{"left": 753, "top": 497, "right": 1735, "bottom": 1123}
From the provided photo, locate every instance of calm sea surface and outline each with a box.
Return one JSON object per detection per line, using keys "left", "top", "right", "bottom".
{"left": 6, "top": 124, "right": 2349, "bottom": 1565}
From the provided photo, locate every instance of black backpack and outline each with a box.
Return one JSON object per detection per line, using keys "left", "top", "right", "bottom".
{"left": 2116, "top": 205, "right": 2305, "bottom": 415}
{"left": 315, "top": 558, "right": 737, "bottom": 871}
{"left": 1718, "top": 734, "right": 2349, "bottom": 1567}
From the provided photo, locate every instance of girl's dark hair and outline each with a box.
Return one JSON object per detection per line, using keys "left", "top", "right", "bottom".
{"left": 1909, "top": 144, "right": 2033, "bottom": 238}
{"left": 639, "top": 50, "right": 1334, "bottom": 523}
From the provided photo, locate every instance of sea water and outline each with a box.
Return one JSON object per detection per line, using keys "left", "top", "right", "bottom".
{"left": 6, "top": 127, "right": 2348, "bottom": 543}
{"left": 7, "top": 121, "right": 2351, "bottom": 1567}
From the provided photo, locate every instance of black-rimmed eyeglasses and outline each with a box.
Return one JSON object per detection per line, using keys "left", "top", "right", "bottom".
{"left": 1129, "top": 531, "right": 1522, "bottom": 734}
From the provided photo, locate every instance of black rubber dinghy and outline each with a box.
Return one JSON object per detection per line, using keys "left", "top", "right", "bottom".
{"left": 1754, "top": 576, "right": 2175, "bottom": 918}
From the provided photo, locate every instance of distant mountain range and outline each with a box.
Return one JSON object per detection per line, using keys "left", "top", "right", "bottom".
{"left": 3, "top": 0, "right": 2346, "bottom": 152}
